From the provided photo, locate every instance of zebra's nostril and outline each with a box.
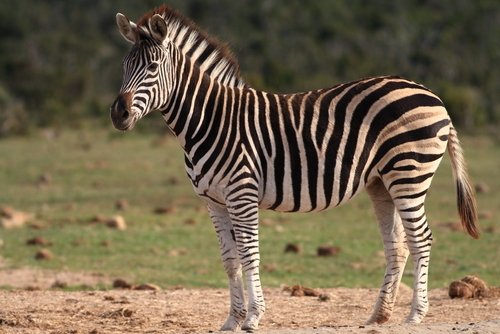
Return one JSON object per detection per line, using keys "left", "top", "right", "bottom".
{"left": 122, "top": 109, "right": 130, "bottom": 119}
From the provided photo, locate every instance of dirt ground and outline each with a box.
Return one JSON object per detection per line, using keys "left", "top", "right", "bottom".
{"left": 0, "top": 268, "right": 499, "bottom": 334}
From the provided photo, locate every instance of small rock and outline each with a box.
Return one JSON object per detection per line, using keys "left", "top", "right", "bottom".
{"left": 167, "top": 176, "right": 179, "bottom": 185}
{"left": 318, "top": 293, "right": 331, "bottom": 302}
{"left": 290, "top": 285, "right": 320, "bottom": 297}
{"left": 484, "top": 226, "right": 496, "bottom": 234}
{"left": 107, "top": 215, "right": 127, "bottom": 230}
{"left": 478, "top": 211, "right": 493, "bottom": 220}
{"left": 115, "top": 199, "right": 129, "bottom": 211}
{"left": 261, "top": 218, "right": 275, "bottom": 226}
{"left": 89, "top": 215, "right": 107, "bottom": 224}
{"left": 113, "top": 278, "right": 132, "bottom": 289}
{"left": 35, "top": 249, "right": 53, "bottom": 260}
{"left": 449, "top": 280, "right": 474, "bottom": 298}
{"left": 153, "top": 206, "right": 176, "bottom": 214}
{"left": 0, "top": 207, "right": 33, "bottom": 229}
{"left": 51, "top": 280, "right": 68, "bottom": 289}
{"left": 37, "top": 173, "right": 52, "bottom": 186}
{"left": 317, "top": 245, "right": 341, "bottom": 257}
{"left": 26, "top": 236, "right": 52, "bottom": 246}
{"left": 284, "top": 243, "right": 301, "bottom": 254}
{"left": 263, "top": 263, "right": 278, "bottom": 273}
{"left": 133, "top": 283, "right": 161, "bottom": 291}
{"left": 184, "top": 218, "right": 196, "bottom": 225}
{"left": 461, "top": 275, "right": 489, "bottom": 297}
{"left": 100, "top": 240, "right": 111, "bottom": 247}
{"left": 474, "top": 182, "right": 490, "bottom": 194}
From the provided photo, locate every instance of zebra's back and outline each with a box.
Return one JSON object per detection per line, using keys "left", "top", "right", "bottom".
{"left": 251, "top": 76, "right": 451, "bottom": 212}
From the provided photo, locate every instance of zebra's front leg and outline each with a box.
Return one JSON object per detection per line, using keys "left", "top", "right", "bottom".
{"left": 208, "top": 205, "right": 247, "bottom": 331}
{"left": 366, "top": 179, "right": 409, "bottom": 324}
{"left": 227, "top": 199, "right": 265, "bottom": 331}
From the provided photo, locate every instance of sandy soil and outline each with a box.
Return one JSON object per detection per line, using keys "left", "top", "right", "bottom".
{"left": 0, "top": 269, "right": 499, "bottom": 334}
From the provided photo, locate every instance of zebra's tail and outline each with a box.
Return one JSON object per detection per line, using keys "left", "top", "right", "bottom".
{"left": 447, "top": 125, "right": 479, "bottom": 239}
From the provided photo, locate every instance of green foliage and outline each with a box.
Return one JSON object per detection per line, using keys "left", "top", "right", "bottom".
{"left": 0, "top": 1, "right": 498, "bottom": 136}
{"left": 0, "top": 130, "right": 498, "bottom": 288}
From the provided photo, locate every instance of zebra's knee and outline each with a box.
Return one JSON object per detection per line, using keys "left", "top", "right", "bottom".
{"left": 224, "top": 262, "right": 242, "bottom": 280}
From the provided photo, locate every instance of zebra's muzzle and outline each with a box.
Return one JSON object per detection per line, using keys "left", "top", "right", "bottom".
{"left": 110, "top": 92, "right": 136, "bottom": 131}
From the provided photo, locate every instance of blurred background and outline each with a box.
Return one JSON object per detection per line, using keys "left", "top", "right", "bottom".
{"left": 0, "top": 1, "right": 498, "bottom": 290}
{"left": 0, "top": 0, "right": 498, "bottom": 137}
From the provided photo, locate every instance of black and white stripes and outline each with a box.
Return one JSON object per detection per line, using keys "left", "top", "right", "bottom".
{"left": 111, "top": 6, "right": 479, "bottom": 331}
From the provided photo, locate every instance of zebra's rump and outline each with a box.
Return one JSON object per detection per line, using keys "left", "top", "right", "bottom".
{"left": 252, "top": 76, "right": 451, "bottom": 213}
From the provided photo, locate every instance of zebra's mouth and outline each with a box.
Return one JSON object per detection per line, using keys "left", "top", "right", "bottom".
{"left": 110, "top": 93, "right": 137, "bottom": 131}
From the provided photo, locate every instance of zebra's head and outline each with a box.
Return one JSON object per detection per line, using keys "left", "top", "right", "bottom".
{"left": 111, "top": 13, "right": 175, "bottom": 131}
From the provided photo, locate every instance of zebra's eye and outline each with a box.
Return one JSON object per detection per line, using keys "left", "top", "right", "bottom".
{"left": 148, "top": 62, "right": 159, "bottom": 71}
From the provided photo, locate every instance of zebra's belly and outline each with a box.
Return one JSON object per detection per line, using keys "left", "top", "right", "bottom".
{"left": 258, "top": 174, "right": 363, "bottom": 213}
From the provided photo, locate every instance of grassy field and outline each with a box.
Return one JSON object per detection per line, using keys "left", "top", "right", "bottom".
{"left": 0, "top": 126, "right": 498, "bottom": 289}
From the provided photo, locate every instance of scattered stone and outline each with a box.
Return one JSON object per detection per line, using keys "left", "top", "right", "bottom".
{"left": 263, "top": 263, "right": 278, "bottom": 273}
{"left": 106, "top": 215, "right": 127, "bottom": 230}
{"left": 71, "top": 238, "right": 87, "bottom": 247}
{"left": 317, "top": 245, "right": 341, "bottom": 257}
{"left": 37, "top": 173, "right": 52, "bottom": 186}
{"left": 115, "top": 199, "right": 129, "bottom": 211}
{"left": 449, "top": 280, "right": 475, "bottom": 299}
{"left": 29, "top": 221, "right": 46, "bottom": 229}
{"left": 184, "top": 218, "right": 196, "bottom": 225}
{"left": 113, "top": 278, "right": 133, "bottom": 289}
{"left": 261, "top": 218, "right": 275, "bottom": 226}
{"left": 318, "top": 293, "right": 331, "bottom": 302}
{"left": 284, "top": 243, "right": 301, "bottom": 254}
{"left": 102, "top": 307, "right": 134, "bottom": 318}
{"left": 153, "top": 206, "right": 176, "bottom": 214}
{"left": 461, "top": 275, "right": 489, "bottom": 297}
{"left": 168, "top": 176, "right": 179, "bottom": 185}
{"left": 89, "top": 215, "right": 107, "bottom": 224}
{"left": 133, "top": 283, "right": 161, "bottom": 291}
{"left": 449, "top": 275, "right": 490, "bottom": 299}
{"left": 26, "top": 236, "right": 52, "bottom": 246}
{"left": 478, "top": 211, "right": 493, "bottom": 220}
{"left": 35, "top": 249, "right": 53, "bottom": 261}
{"left": 100, "top": 240, "right": 111, "bottom": 247}
{"left": 0, "top": 206, "right": 33, "bottom": 229}
{"left": 474, "top": 182, "right": 490, "bottom": 194}
{"left": 288, "top": 285, "right": 321, "bottom": 297}
{"left": 51, "top": 280, "right": 68, "bottom": 289}
{"left": 484, "top": 225, "right": 496, "bottom": 234}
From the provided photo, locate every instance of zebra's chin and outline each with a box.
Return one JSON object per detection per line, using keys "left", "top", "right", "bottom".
{"left": 112, "top": 119, "right": 135, "bottom": 131}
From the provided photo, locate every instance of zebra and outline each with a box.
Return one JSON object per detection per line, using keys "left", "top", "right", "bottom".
{"left": 110, "top": 5, "right": 479, "bottom": 331}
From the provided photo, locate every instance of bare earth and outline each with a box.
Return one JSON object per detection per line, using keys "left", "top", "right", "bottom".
{"left": 0, "top": 269, "right": 499, "bottom": 334}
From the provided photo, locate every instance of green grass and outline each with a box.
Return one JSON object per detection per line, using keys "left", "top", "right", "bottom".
{"left": 0, "top": 127, "right": 499, "bottom": 289}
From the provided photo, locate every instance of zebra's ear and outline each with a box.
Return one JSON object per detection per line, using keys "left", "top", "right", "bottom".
{"left": 149, "top": 14, "right": 168, "bottom": 43}
{"left": 116, "top": 13, "right": 137, "bottom": 44}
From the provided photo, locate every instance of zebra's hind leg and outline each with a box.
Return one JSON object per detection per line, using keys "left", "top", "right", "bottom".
{"left": 392, "top": 191, "right": 433, "bottom": 324}
{"left": 366, "top": 178, "right": 409, "bottom": 324}
{"left": 208, "top": 205, "right": 247, "bottom": 331}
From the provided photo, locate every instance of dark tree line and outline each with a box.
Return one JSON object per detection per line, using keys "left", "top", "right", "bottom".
{"left": 0, "top": 0, "right": 498, "bottom": 136}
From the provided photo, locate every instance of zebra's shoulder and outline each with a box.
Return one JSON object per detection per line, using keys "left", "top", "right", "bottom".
{"left": 137, "top": 5, "right": 246, "bottom": 88}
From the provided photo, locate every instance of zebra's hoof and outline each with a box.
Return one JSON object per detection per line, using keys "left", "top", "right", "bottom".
{"left": 220, "top": 316, "right": 242, "bottom": 331}
{"left": 241, "top": 314, "right": 260, "bottom": 332}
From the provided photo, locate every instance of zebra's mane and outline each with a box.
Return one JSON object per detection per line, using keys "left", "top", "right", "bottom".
{"left": 137, "top": 5, "right": 246, "bottom": 88}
